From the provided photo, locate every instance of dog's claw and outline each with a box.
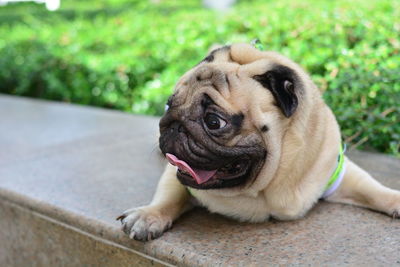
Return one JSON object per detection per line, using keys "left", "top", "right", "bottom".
{"left": 129, "top": 231, "right": 136, "bottom": 239}
{"left": 392, "top": 211, "right": 399, "bottom": 219}
{"left": 116, "top": 215, "right": 125, "bottom": 221}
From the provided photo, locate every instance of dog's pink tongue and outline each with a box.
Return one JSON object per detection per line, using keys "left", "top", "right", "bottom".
{"left": 166, "top": 153, "right": 217, "bottom": 184}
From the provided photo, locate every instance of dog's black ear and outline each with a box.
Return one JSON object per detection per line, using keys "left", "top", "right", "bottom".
{"left": 253, "top": 65, "right": 299, "bottom": 118}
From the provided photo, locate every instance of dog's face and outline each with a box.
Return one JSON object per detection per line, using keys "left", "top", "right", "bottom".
{"left": 159, "top": 44, "right": 314, "bottom": 190}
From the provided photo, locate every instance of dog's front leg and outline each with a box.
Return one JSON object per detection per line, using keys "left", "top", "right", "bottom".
{"left": 326, "top": 157, "right": 400, "bottom": 218}
{"left": 118, "top": 164, "right": 191, "bottom": 241}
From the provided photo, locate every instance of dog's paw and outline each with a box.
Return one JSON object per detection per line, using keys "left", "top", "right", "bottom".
{"left": 117, "top": 206, "right": 172, "bottom": 241}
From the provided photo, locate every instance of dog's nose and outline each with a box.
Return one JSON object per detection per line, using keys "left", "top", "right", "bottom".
{"left": 170, "top": 121, "right": 186, "bottom": 134}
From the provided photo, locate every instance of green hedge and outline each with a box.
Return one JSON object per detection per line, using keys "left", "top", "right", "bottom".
{"left": 0, "top": 0, "right": 399, "bottom": 156}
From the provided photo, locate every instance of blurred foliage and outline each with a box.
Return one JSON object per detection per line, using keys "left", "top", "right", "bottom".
{"left": 0, "top": 0, "right": 399, "bottom": 156}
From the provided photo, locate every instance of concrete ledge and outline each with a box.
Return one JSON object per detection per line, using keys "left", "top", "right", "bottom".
{"left": 0, "top": 196, "right": 167, "bottom": 266}
{"left": 1, "top": 94, "right": 399, "bottom": 266}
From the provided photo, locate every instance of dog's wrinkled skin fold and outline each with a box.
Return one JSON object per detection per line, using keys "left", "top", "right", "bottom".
{"left": 118, "top": 43, "right": 400, "bottom": 241}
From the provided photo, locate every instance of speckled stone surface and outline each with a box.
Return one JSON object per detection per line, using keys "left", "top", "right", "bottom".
{"left": 1, "top": 94, "right": 399, "bottom": 266}
{"left": 0, "top": 199, "right": 167, "bottom": 267}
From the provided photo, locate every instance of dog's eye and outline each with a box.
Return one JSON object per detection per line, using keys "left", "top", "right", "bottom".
{"left": 204, "top": 113, "right": 227, "bottom": 130}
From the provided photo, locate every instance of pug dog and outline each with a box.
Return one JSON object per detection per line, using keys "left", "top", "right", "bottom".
{"left": 117, "top": 43, "right": 400, "bottom": 241}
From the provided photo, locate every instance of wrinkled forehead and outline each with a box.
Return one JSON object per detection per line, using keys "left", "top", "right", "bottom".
{"left": 173, "top": 50, "right": 239, "bottom": 112}
{"left": 177, "top": 45, "right": 239, "bottom": 85}
{"left": 174, "top": 45, "right": 273, "bottom": 102}
{"left": 178, "top": 44, "right": 298, "bottom": 86}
